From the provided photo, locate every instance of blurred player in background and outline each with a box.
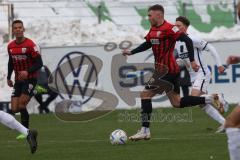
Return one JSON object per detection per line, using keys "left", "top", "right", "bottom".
{"left": 7, "top": 20, "right": 43, "bottom": 139}
{"left": 0, "top": 111, "right": 38, "bottom": 154}
{"left": 174, "top": 16, "right": 228, "bottom": 133}
{"left": 122, "top": 4, "right": 225, "bottom": 141}
{"left": 34, "top": 65, "right": 58, "bottom": 114}
{"left": 225, "top": 55, "right": 240, "bottom": 160}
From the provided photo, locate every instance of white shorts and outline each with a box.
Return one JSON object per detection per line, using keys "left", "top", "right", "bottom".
{"left": 191, "top": 73, "right": 211, "bottom": 93}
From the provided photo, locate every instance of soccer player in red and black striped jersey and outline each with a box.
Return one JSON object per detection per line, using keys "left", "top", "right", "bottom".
{"left": 122, "top": 4, "right": 225, "bottom": 141}
{"left": 7, "top": 20, "right": 42, "bottom": 139}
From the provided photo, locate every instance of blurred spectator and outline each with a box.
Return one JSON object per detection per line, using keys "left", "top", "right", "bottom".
{"left": 34, "top": 65, "right": 58, "bottom": 114}
{"left": 238, "top": 1, "right": 240, "bottom": 20}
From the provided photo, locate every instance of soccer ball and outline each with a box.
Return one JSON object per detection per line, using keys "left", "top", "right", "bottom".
{"left": 110, "top": 129, "right": 127, "bottom": 145}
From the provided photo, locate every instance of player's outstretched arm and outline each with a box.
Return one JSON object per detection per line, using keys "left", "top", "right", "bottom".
{"left": 227, "top": 55, "right": 240, "bottom": 65}
{"left": 122, "top": 41, "right": 151, "bottom": 56}
{"left": 205, "top": 43, "right": 225, "bottom": 73}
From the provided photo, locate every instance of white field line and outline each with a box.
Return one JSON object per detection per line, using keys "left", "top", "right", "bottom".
{"left": 0, "top": 133, "right": 226, "bottom": 148}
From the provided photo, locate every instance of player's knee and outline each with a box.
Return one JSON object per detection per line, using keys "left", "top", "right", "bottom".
{"left": 140, "top": 92, "right": 151, "bottom": 99}
{"left": 140, "top": 92, "right": 145, "bottom": 99}
{"left": 18, "top": 103, "right": 27, "bottom": 110}
{"left": 18, "top": 99, "right": 28, "bottom": 108}
{"left": 170, "top": 98, "right": 180, "bottom": 108}
{"left": 172, "top": 103, "right": 180, "bottom": 108}
{"left": 11, "top": 107, "right": 18, "bottom": 113}
{"left": 172, "top": 98, "right": 181, "bottom": 108}
{"left": 11, "top": 104, "right": 19, "bottom": 113}
{"left": 225, "top": 117, "right": 236, "bottom": 128}
{"left": 225, "top": 120, "right": 232, "bottom": 128}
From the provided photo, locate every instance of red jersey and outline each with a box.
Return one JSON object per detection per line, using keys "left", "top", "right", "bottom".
{"left": 145, "top": 20, "right": 182, "bottom": 74}
{"left": 8, "top": 38, "right": 41, "bottom": 80}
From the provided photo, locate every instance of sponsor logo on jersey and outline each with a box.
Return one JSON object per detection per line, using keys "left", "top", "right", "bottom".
{"left": 34, "top": 46, "right": 39, "bottom": 52}
{"left": 200, "top": 40, "right": 207, "bottom": 47}
{"left": 150, "top": 39, "right": 160, "bottom": 44}
{"left": 22, "top": 48, "right": 27, "bottom": 54}
{"left": 12, "top": 55, "right": 27, "bottom": 60}
{"left": 172, "top": 26, "right": 179, "bottom": 33}
{"left": 156, "top": 31, "right": 161, "bottom": 37}
{"left": 179, "top": 53, "right": 189, "bottom": 59}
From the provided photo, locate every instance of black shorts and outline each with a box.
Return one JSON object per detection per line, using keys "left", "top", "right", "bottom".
{"left": 145, "top": 72, "right": 180, "bottom": 94}
{"left": 12, "top": 79, "right": 37, "bottom": 97}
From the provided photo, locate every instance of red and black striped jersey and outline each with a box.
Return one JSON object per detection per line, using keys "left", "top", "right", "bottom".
{"left": 145, "top": 20, "right": 182, "bottom": 74}
{"left": 8, "top": 38, "right": 41, "bottom": 80}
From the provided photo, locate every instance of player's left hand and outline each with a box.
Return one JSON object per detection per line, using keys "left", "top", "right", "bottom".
{"left": 218, "top": 66, "right": 225, "bottom": 74}
{"left": 7, "top": 79, "right": 13, "bottom": 87}
{"left": 18, "top": 71, "right": 28, "bottom": 80}
{"left": 122, "top": 49, "right": 132, "bottom": 56}
{"left": 226, "top": 55, "right": 240, "bottom": 65}
{"left": 190, "top": 61, "right": 199, "bottom": 72}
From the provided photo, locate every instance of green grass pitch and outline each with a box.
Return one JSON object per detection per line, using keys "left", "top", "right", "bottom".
{"left": 0, "top": 106, "right": 234, "bottom": 160}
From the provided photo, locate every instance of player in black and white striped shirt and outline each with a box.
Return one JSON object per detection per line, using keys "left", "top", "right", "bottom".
{"left": 174, "top": 16, "right": 228, "bottom": 132}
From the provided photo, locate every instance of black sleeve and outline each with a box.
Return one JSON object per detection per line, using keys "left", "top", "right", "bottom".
{"left": 7, "top": 55, "right": 13, "bottom": 80}
{"left": 44, "top": 66, "right": 51, "bottom": 77}
{"left": 177, "top": 33, "right": 195, "bottom": 62}
{"left": 27, "top": 55, "right": 43, "bottom": 73}
{"left": 131, "top": 41, "right": 152, "bottom": 55}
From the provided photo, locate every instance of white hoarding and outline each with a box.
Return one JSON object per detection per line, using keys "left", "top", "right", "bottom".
{"left": 41, "top": 40, "right": 240, "bottom": 109}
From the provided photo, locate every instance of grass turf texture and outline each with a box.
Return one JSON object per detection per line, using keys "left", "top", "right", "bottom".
{"left": 0, "top": 105, "right": 235, "bottom": 160}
